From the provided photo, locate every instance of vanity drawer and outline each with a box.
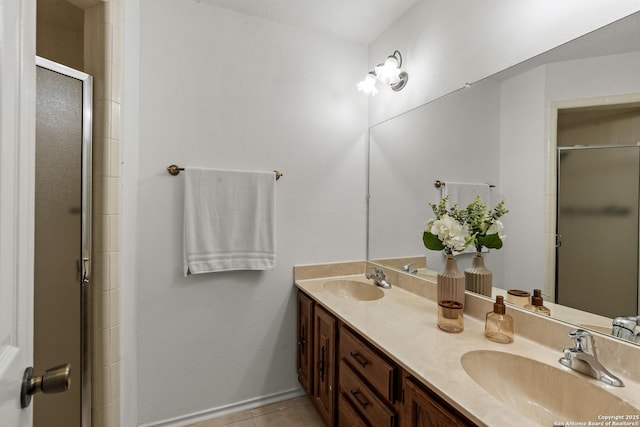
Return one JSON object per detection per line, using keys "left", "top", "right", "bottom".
{"left": 340, "top": 360, "right": 396, "bottom": 427}
{"left": 340, "top": 325, "right": 396, "bottom": 402}
{"left": 338, "top": 393, "right": 368, "bottom": 427}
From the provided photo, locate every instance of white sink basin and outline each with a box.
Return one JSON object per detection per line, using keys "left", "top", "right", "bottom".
{"left": 460, "top": 350, "right": 638, "bottom": 425}
{"left": 322, "top": 279, "right": 384, "bottom": 301}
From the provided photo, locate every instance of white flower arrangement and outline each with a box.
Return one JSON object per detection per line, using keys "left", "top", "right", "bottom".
{"left": 465, "top": 196, "right": 508, "bottom": 252}
{"left": 428, "top": 214, "right": 469, "bottom": 253}
{"left": 423, "top": 197, "right": 472, "bottom": 254}
{"left": 423, "top": 195, "right": 508, "bottom": 254}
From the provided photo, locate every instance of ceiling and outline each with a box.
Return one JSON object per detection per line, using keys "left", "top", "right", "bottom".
{"left": 195, "top": 0, "right": 421, "bottom": 45}
{"left": 492, "top": 11, "right": 640, "bottom": 82}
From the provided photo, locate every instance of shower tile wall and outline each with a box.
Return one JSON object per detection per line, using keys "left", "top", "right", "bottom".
{"left": 36, "top": 0, "right": 84, "bottom": 70}
{"left": 85, "top": 2, "right": 122, "bottom": 426}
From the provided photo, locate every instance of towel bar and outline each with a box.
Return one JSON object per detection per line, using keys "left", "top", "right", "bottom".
{"left": 167, "top": 164, "right": 283, "bottom": 180}
{"left": 434, "top": 180, "right": 495, "bottom": 188}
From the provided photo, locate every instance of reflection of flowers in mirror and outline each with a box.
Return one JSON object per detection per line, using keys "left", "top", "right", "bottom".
{"left": 423, "top": 196, "right": 471, "bottom": 254}
{"left": 466, "top": 196, "right": 508, "bottom": 252}
{"left": 423, "top": 195, "right": 508, "bottom": 254}
{"left": 429, "top": 214, "right": 468, "bottom": 253}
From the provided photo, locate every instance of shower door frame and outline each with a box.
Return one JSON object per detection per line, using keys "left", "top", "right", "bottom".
{"left": 35, "top": 56, "right": 93, "bottom": 427}
{"left": 545, "top": 95, "right": 640, "bottom": 317}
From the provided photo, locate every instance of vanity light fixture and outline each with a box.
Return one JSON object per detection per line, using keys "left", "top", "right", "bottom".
{"left": 356, "top": 72, "right": 379, "bottom": 96}
{"left": 357, "top": 50, "right": 408, "bottom": 95}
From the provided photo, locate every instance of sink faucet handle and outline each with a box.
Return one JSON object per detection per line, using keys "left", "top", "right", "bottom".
{"left": 569, "top": 329, "right": 596, "bottom": 355}
{"left": 612, "top": 316, "right": 640, "bottom": 341}
{"left": 366, "top": 267, "right": 383, "bottom": 279}
{"left": 402, "top": 262, "right": 418, "bottom": 274}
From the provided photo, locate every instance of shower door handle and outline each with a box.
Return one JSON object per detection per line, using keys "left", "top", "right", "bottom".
{"left": 80, "top": 257, "right": 91, "bottom": 285}
{"left": 20, "top": 364, "right": 71, "bottom": 408}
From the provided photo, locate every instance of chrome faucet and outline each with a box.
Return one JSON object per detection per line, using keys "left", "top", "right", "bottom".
{"left": 612, "top": 316, "right": 640, "bottom": 343}
{"left": 402, "top": 262, "right": 418, "bottom": 274}
{"left": 559, "top": 329, "right": 624, "bottom": 387}
{"left": 365, "top": 267, "right": 392, "bottom": 289}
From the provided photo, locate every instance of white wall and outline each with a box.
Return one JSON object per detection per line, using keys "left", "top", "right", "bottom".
{"left": 122, "top": 1, "right": 640, "bottom": 425}
{"left": 134, "top": 0, "right": 367, "bottom": 424}
{"left": 368, "top": 0, "right": 640, "bottom": 126}
{"left": 121, "top": 0, "right": 140, "bottom": 425}
{"left": 499, "top": 66, "right": 547, "bottom": 293}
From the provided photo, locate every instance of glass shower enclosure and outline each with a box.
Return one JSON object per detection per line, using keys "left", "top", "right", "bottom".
{"left": 34, "top": 56, "right": 92, "bottom": 427}
{"left": 556, "top": 145, "right": 640, "bottom": 319}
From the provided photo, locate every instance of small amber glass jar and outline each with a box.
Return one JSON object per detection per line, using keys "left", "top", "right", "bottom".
{"left": 437, "top": 300, "right": 464, "bottom": 333}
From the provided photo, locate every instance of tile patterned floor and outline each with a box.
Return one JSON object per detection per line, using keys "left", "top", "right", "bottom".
{"left": 188, "top": 396, "right": 324, "bottom": 427}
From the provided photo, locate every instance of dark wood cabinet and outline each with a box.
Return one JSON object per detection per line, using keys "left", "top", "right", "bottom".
{"left": 296, "top": 291, "right": 337, "bottom": 426}
{"left": 296, "top": 289, "right": 476, "bottom": 427}
{"left": 402, "top": 376, "right": 475, "bottom": 427}
{"left": 338, "top": 324, "right": 398, "bottom": 426}
{"left": 296, "top": 291, "right": 313, "bottom": 396}
{"left": 340, "top": 360, "right": 397, "bottom": 426}
{"left": 338, "top": 393, "right": 369, "bottom": 427}
{"left": 313, "top": 304, "right": 337, "bottom": 426}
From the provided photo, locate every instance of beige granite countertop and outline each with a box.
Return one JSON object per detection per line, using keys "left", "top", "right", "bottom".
{"left": 295, "top": 268, "right": 640, "bottom": 427}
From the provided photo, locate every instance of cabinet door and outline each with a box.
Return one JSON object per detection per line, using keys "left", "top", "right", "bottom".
{"left": 403, "top": 378, "right": 475, "bottom": 427}
{"left": 297, "top": 291, "right": 313, "bottom": 395}
{"left": 313, "top": 304, "right": 336, "bottom": 426}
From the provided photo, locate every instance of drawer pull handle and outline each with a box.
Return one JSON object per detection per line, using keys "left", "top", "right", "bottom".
{"left": 350, "top": 351, "right": 368, "bottom": 368}
{"left": 350, "top": 389, "right": 370, "bottom": 409}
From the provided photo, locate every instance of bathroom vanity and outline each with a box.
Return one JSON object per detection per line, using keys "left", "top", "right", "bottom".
{"left": 294, "top": 262, "right": 640, "bottom": 427}
{"left": 297, "top": 290, "right": 473, "bottom": 426}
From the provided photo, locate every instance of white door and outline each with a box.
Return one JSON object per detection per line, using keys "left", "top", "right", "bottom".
{"left": 0, "top": 0, "right": 36, "bottom": 425}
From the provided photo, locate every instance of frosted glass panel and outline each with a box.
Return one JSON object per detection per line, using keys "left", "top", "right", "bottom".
{"left": 557, "top": 146, "right": 639, "bottom": 318}
{"left": 34, "top": 65, "right": 82, "bottom": 427}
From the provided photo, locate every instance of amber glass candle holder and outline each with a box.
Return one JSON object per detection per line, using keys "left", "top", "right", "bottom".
{"left": 506, "top": 289, "right": 530, "bottom": 307}
{"left": 437, "top": 300, "right": 464, "bottom": 333}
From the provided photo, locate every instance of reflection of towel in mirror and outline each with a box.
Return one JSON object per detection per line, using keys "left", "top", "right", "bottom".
{"left": 442, "top": 181, "right": 490, "bottom": 208}
{"left": 183, "top": 168, "right": 276, "bottom": 275}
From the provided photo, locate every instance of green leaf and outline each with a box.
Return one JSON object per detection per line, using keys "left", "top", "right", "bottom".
{"left": 423, "top": 231, "right": 445, "bottom": 251}
{"left": 478, "top": 234, "right": 503, "bottom": 249}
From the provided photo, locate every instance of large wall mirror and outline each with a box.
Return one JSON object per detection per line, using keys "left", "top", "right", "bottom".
{"left": 368, "top": 11, "right": 640, "bottom": 345}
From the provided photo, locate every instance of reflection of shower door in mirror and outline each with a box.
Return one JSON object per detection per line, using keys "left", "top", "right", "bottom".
{"left": 35, "top": 57, "right": 92, "bottom": 427}
{"left": 557, "top": 146, "right": 639, "bottom": 319}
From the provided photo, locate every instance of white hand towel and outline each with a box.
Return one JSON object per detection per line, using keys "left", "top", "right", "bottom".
{"left": 183, "top": 168, "right": 276, "bottom": 275}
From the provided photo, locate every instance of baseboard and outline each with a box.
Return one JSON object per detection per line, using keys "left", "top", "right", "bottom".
{"left": 138, "top": 387, "right": 306, "bottom": 427}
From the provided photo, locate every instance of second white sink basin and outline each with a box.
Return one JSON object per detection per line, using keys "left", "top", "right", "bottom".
{"left": 322, "top": 279, "right": 384, "bottom": 301}
{"left": 460, "top": 350, "right": 638, "bottom": 425}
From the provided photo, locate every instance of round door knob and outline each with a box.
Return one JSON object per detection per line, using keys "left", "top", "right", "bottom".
{"left": 21, "top": 363, "right": 71, "bottom": 408}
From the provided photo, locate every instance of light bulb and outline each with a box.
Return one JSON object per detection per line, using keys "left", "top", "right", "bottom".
{"left": 357, "top": 72, "right": 378, "bottom": 96}
{"left": 375, "top": 56, "right": 401, "bottom": 85}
